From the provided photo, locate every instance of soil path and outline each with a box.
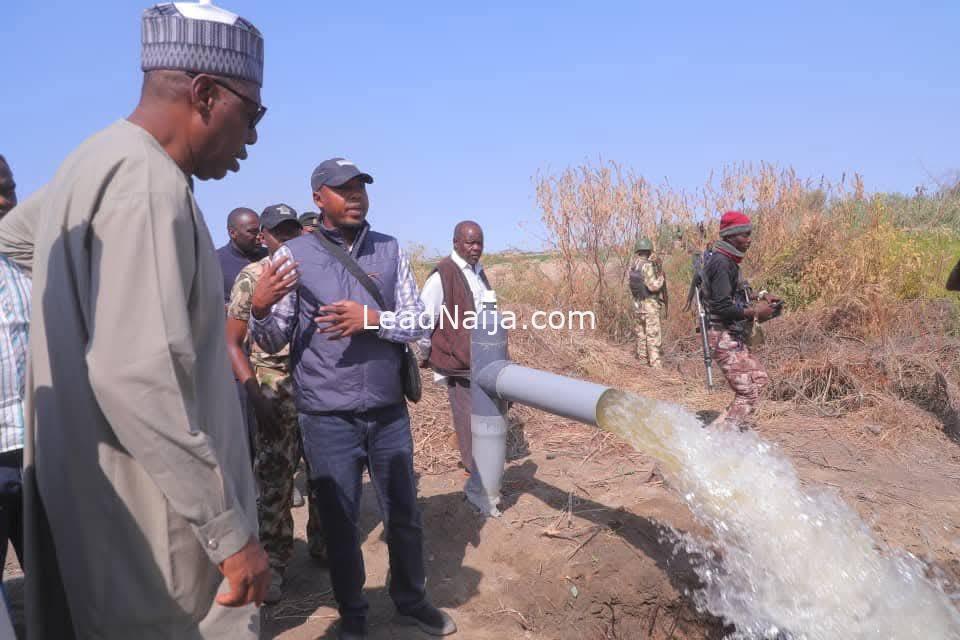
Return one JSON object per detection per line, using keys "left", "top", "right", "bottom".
{"left": 257, "top": 349, "right": 960, "bottom": 639}
{"left": 4, "top": 347, "right": 959, "bottom": 639}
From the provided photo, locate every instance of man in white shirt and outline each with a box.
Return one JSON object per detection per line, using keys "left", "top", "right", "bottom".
{"left": 0, "top": 155, "right": 27, "bottom": 600}
{"left": 418, "top": 221, "right": 491, "bottom": 473}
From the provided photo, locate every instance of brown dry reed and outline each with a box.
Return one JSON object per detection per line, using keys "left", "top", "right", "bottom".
{"left": 408, "top": 161, "right": 960, "bottom": 471}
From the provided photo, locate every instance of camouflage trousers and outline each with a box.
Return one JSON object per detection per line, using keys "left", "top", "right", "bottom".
{"left": 633, "top": 298, "right": 663, "bottom": 368}
{"left": 253, "top": 367, "right": 323, "bottom": 573}
{"left": 706, "top": 329, "right": 769, "bottom": 430}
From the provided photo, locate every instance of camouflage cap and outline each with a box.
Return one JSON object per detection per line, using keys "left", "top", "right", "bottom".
{"left": 634, "top": 237, "right": 653, "bottom": 252}
{"left": 298, "top": 211, "right": 320, "bottom": 226}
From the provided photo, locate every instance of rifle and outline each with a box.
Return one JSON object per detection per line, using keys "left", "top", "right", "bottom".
{"left": 685, "top": 252, "right": 714, "bottom": 389}
{"left": 654, "top": 257, "right": 669, "bottom": 313}
{"left": 694, "top": 283, "right": 714, "bottom": 389}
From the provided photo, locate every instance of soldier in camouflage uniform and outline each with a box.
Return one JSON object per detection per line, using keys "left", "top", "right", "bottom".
{"left": 628, "top": 237, "right": 667, "bottom": 368}
{"left": 226, "top": 204, "right": 324, "bottom": 604}
{"left": 299, "top": 210, "right": 320, "bottom": 235}
{"left": 700, "top": 211, "right": 782, "bottom": 430}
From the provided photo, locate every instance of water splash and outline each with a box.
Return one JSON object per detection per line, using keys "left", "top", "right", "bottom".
{"left": 596, "top": 389, "right": 960, "bottom": 639}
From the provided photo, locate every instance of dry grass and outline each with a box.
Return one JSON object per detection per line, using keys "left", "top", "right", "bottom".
{"left": 408, "top": 162, "right": 960, "bottom": 466}
{"left": 529, "top": 161, "right": 960, "bottom": 344}
{"left": 664, "top": 301, "right": 960, "bottom": 445}
{"left": 532, "top": 161, "right": 960, "bottom": 441}
{"left": 407, "top": 301, "right": 960, "bottom": 474}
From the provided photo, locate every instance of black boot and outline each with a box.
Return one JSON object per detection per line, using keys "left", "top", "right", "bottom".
{"left": 337, "top": 616, "right": 367, "bottom": 640}
{"left": 395, "top": 603, "right": 457, "bottom": 636}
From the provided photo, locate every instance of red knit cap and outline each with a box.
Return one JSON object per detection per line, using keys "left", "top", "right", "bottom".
{"left": 718, "top": 210, "right": 752, "bottom": 237}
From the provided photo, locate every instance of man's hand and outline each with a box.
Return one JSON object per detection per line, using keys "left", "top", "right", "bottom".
{"left": 251, "top": 258, "right": 299, "bottom": 320}
{"left": 216, "top": 537, "right": 270, "bottom": 607}
{"left": 315, "top": 300, "right": 379, "bottom": 339}
{"left": 417, "top": 345, "right": 431, "bottom": 368}
{"left": 749, "top": 301, "right": 776, "bottom": 323}
{"left": 248, "top": 385, "right": 280, "bottom": 437}
{"left": 761, "top": 292, "right": 782, "bottom": 304}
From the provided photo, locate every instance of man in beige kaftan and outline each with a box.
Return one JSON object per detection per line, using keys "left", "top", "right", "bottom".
{"left": 0, "top": 3, "right": 273, "bottom": 638}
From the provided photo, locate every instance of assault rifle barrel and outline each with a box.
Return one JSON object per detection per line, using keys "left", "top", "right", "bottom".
{"left": 694, "top": 286, "right": 714, "bottom": 389}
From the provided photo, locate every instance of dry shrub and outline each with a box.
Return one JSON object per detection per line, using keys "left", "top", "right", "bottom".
{"left": 526, "top": 159, "right": 960, "bottom": 437}
{"left": 768, "top": 360, "right": 864, "bottom": 415}
{"left": 404, "top": 241, "right": 434, "bottom": 284}
{"left": 755, "top": 300, "right": 960, "bottom": 440}
{"left": 535, "top": 162, "right": 648, "bottom": 340}
{"left": 409, "top": 162, "right": 960, "bottom": 460}
{"left": 879, "top": 353, "right": 960, "bottom": 440}
{"left": 532, "top": 161, "right": 960, "bottom": 343}
{"left": 407, "top": 378, "right": 461, "bottom": 475}
{"left": 492, "top": 259, "right": 560, "bottom": 311}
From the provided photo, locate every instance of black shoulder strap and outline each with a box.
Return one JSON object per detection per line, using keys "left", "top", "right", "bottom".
{"left": 312, "top": 229, "right": 388, "bottom": 310}
{"left": 478, "top": 268, "right": 492, "bottom": 291}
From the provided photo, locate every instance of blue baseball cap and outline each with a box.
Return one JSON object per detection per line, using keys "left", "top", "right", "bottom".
{"left": 310, "top": 158, "right": 373, "bottom": 192}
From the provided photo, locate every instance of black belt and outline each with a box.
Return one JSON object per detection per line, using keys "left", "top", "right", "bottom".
{"left": 709, "top": 323, "right": 743, "bottom": 334}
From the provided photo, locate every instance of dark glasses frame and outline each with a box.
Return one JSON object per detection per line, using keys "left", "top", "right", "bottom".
{"left": 185, "top": 72, "right": 267, "bottom": 129}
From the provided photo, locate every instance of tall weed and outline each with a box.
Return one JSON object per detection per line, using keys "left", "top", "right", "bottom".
{"left": 528, "top": 161, "right": 960, "bottom": 344}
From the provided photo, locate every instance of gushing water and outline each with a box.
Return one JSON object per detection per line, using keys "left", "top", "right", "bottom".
{"left": 596, "top": 389, "right": 960, "bottom": 639}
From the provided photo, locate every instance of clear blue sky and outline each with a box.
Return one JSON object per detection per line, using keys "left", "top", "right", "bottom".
{"left": 2, "top": 1, "right": 958, "bottom": 254}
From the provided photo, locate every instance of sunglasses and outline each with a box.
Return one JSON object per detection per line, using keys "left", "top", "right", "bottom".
{"left": 185, "top": 72, "right": 267, "bottom": 129}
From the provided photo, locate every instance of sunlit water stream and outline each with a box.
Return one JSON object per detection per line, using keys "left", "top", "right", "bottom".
{"left": 596, "top": 389, "right": 960, "bottom": 639}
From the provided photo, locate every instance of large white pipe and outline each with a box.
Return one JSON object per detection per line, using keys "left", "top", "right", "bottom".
{"left": 490, "top": 364, "right": 609, "bottom": 427}
{"left": 468, "top": 294, "right": 511, "bottom": 515}
{"left": 469, "top": 292, "right": 611, "bottom": 515}
{"left": 0, "top": 594, "right": 13, "bottom": 639}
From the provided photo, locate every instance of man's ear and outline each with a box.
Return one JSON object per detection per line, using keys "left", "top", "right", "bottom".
{"left": 190, "top": 74, "right": 217, "bottom": 119}
{"left": 312, "top": 190, "right": 324, "bottom": 209}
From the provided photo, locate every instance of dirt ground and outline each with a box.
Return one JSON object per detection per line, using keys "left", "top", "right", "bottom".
{"left": 258, "top": 358, "right": 960, "bottom": 639}
{"left": 4, "top": 343, "right": 960, "bottom": 639}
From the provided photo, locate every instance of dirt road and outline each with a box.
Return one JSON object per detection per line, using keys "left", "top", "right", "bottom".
{"left": 5, "top": 345, "right": 959, "bottom": 639}
{"left": 257, "top": 349, "right": 960, "bottom": 638}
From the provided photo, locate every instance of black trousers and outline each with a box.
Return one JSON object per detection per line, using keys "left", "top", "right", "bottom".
{"left": 0, "top": 448, "right": 24, "bottom": 572}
